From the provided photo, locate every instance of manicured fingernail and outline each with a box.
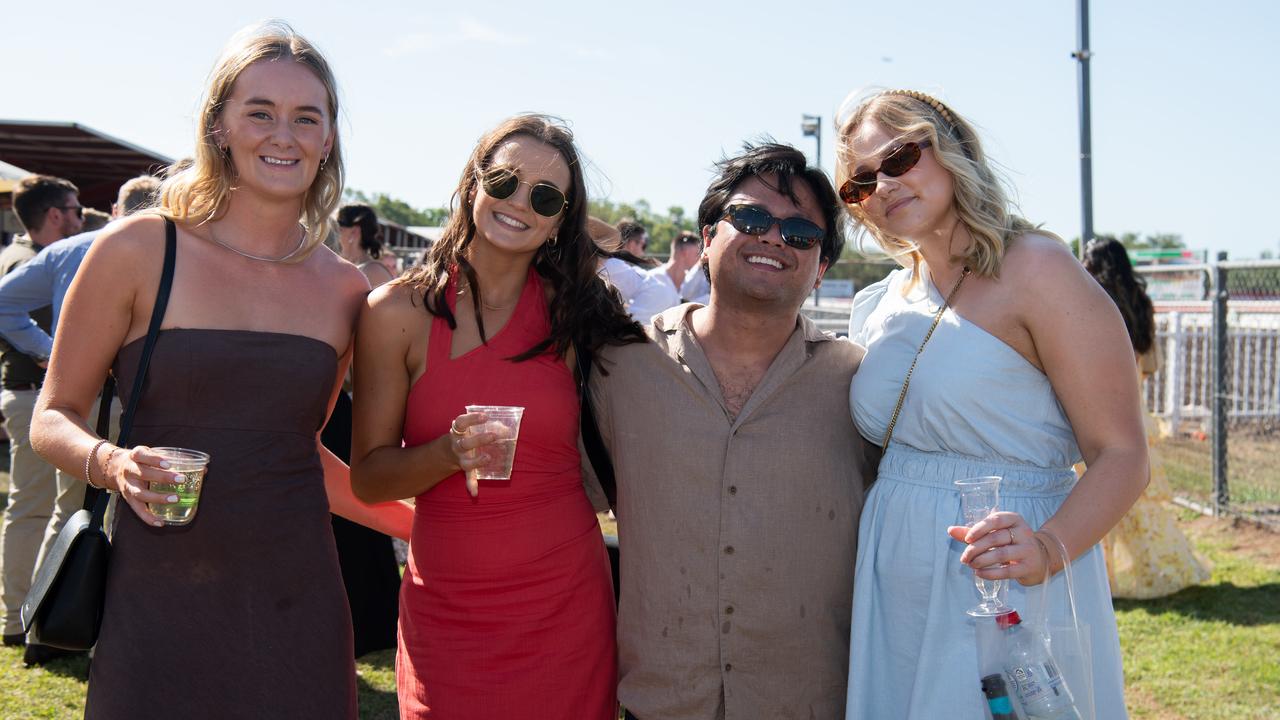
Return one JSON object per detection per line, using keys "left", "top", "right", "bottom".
{"left": 173, "top": 474, "right": 184, "bottom": 482}
{"left": 159, "top": 461, "right": 171, "bottom": 469}
{"left": 153, "top": 521, "right": 164, "bottom": 527}
{"left": 166, "top": 495, "right": 179, "bottom": 503}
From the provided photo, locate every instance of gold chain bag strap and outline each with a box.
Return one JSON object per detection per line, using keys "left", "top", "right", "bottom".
{"left": 881, "top": 266, "right": 971, "bottom": 447}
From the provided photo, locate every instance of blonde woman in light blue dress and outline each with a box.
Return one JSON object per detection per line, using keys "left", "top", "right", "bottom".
{"left": 835, "top": 90, "right": 1148, "bottom": 719}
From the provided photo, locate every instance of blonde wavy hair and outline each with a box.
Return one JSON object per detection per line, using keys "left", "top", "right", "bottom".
{"left": 835, "top": 89, "right": 1055, "bottom": 286}
{"left": 156, "top": 20, "right": 342, "bottom": 261}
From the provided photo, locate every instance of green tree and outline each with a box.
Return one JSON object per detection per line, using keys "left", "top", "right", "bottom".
{"left": 343, "top": 188, "right": 449, "bottom": 227}
{"left": 585, "top": 199, "right": 698, "bottom": 257}
{"left": 1069, "top": 232, "right": 1186, "bottom": 256}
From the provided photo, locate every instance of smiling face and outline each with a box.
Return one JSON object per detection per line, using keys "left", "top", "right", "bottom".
{"left": 704, "top": 173, "right": 828, "bottom": 309}
{"left": 214, "top": 58, "right": 334, "bottom": 205}
{"left": 469, "top": 135, "right": 571, "bottom": 258}
{"left": 844, "top": 119, "right": 956, "bottom": 242}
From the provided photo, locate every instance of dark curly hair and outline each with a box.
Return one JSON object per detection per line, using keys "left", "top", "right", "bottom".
{"left": 1083, "top": 237, "right": 1155, "bottom": 355}
{"left": 697, "top": 141, "right": 844, "bottom": 267}
{"left": 394, "top": 114, "right": 645, "bottom": 360}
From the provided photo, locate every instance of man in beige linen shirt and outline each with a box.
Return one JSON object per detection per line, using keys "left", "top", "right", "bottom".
{"left": 590, "top": 143, "right": 879, "bottom": 719}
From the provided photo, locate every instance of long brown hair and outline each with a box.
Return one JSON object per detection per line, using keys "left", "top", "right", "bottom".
{"left": 396, "top": 114, "right": 645, "bottom": 360}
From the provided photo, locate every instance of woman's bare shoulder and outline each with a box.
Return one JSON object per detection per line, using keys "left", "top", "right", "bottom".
{"left": 89, "top": 214, "right": 169, "bottom": 261}
{"left": 365, "top": 280, "right": 428, "bottom": 324}
{"left": 1001, "top": 233, "right": 1088, "bottom": 289}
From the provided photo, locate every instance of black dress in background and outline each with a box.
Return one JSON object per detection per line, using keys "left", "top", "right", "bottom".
{"left": 321, "top": 389, "right": 401, "bottom": 658}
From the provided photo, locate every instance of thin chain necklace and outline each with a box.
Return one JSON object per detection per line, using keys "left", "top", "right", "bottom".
{"left": 456, "top": 283, "right": 515, "bottom": 311}
{"left": 208, "top": 224, "right": 307, "bottom": 263}
{"left": 881, "top": 265, "right": 970, "bottom": 447}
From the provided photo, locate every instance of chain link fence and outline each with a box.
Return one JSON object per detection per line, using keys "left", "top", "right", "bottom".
{"left": 1139, "top": 259, "right": 1280, "bottom": 525}
{"left": 806, "top": 258, "right": 1280, "bottom": 525}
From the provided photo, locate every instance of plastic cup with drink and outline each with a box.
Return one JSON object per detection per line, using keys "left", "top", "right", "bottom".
{"left": 463, "top": 405, "right": 524, "bottom": 480}
{"left": 146, "top": 447, "right": 211, "bottom": 526}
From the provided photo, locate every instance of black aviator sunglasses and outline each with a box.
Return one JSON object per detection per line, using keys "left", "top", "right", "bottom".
{"left": 839, "top": 139, "right": 931, "bottom": 205}
{"left": 479, "top": 168, "right": 568, "bottom": 218}
{"left": 720, "top": 204, "right": 824, "bottom": 250}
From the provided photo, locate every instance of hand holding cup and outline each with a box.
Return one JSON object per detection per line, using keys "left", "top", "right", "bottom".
{"left": 109, "top": 445, "right": 199, "bottom": 528}
{"left": 446, "top": 411, "right": 497, "bottom": 497}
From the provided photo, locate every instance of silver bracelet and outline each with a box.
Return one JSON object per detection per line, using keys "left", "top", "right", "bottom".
{"left": 85, "top": 439, "right": 110, "bottom": 490}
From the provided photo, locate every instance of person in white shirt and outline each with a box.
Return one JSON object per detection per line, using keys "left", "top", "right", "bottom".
{"left": 647, "top": 231, "right": 702, "bottom": 302}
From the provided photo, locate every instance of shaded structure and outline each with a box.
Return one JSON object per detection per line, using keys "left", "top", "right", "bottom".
{"left": 0, "top": 120, "right": 172, "bottom": 234}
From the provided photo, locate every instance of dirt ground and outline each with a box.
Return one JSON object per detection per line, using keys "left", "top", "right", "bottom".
{"left": 1182, "top": 513, "right": 1280, "bottom": 569}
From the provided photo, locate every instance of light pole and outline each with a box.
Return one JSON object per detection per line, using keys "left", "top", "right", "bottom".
{"left": 1073, "top": 0, "right": 1094, "bottom": 258}
{"left": 801, "top": 114, "right": 822, "bottom": 170}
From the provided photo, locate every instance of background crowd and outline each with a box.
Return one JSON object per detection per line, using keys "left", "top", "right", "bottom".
{"left": 0, "top": 18, "right": 1220, "bottom": 720}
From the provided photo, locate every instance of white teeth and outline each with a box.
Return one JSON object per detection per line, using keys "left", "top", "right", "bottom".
{"left": 494, "top": 212, "right": 528, "bottom": 230}
{"left": 261, "top": 157, "right": 298, "bottom": 166}
{"left": 747, "top": 255, "right": 783, "bottom": 269}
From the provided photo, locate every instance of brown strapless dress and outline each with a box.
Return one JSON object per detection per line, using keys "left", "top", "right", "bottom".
{"left": 86, "top": 329, "right": 355, "bottom": 719}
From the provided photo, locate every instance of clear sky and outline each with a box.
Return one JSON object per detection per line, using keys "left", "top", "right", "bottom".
{"left": 3, "top": 0, "right": 1277, "bottom": 258}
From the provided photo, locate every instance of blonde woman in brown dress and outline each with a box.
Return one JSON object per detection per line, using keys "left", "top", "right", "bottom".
{"left": 30, "top": 21, "right": 410, "bottom": 719}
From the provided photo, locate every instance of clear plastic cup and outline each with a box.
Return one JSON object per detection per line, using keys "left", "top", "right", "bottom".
{"left": 146, "top": 447, "right": 211, "bottom": 526}
{"left": 464, "top": 405, "right": 524, "bottom": 480}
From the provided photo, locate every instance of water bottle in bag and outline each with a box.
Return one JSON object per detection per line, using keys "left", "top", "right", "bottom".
{"left": 980, "top": 673, "right": 1018, "bottom": 720}
{"left": 997, "top": 610, "right": 1082, "bottom": 720}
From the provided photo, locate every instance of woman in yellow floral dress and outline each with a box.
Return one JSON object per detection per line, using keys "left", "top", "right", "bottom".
{"left": 1084, "top": 238, "right": 1210, "bottom": 599}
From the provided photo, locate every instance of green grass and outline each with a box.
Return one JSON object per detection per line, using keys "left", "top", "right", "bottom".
{"left": 0, "top": 646, "right": 401, "bottom": 720}
{"left": 1114, "top": 509, "right": 1280, "bottom": 720}
{"left": 1160, "top": 434, "right": 1280, "bottom": 512}
{"left": 0, "top": 510, "right": 1275, "bottom": 718}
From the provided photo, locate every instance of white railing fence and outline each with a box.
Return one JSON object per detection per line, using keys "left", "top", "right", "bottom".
{"left": 1144, "top": 309, "right": 1280, "bottom": 434}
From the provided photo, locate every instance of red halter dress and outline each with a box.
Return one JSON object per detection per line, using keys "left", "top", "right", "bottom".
{"left": 396, "top": 268, "right": 617, "bottom": 719}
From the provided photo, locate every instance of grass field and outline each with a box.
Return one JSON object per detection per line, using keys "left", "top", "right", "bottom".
{"left": 1, "top": 495, "right": 1276, "bottom": 718}
{"left": 1160, "top": 434, "right": 1280, "bottom": 514}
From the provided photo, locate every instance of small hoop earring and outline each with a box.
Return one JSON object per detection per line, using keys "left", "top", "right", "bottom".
{"left": 547, "top": 233, "right": 558, "bottom": 247}
{"left": 320, "top": 155, "right": 329, "bottom": 169}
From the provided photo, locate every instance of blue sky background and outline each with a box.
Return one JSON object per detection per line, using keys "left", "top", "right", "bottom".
{"left": 4, "top": 1, "right": 1277, "bottom": 258}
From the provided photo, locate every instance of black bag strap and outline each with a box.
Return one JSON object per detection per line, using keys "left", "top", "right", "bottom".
{"left": 82, "top": 219, "right": 177, "bottom": 518}
{"left": 574, "top": 340, "right": 616, "bottom": 508}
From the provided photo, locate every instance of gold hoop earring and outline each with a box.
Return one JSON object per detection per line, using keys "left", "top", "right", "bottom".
{"left": 547, "top": 233, "right": 558, "bottom": 247}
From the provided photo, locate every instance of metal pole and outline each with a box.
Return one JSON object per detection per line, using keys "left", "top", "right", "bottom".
{"left": 1074, "top": 0, "right": 1094, "bottom": 258}
{"left": 815, "top": 122, "right": 822, "bottom": 172}
{"left": 1211, "top": 251, "right": 1229, "bottom": 515}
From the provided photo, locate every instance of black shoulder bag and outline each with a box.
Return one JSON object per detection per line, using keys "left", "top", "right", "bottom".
{"left": 20, "top": 219, "right": 177, "bottom": 650}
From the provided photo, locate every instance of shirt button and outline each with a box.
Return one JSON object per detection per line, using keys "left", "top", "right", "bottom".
{"left": 724, "top": 546, "right": 735, "bottom": 555}
{"left": 728, "top": 486, "right": 738, "bottom": 495}
{"left": 725, "top": 606, "right": 734, "bottom": 615}
{"left": 724, "top": 663, "right": 733, "bottom": 672}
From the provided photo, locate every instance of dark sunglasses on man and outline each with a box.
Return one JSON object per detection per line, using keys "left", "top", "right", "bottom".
{"left": 720, "top": 204, "right": 824, "bottom": 250}
{"left": 838, "top": 139, "right": 931, "bottom": 205}
{"left": 479, "top": 167, "right": 567, "bottom": 218}
{"left": 57, "top": 204, "right": 85, "bottom": 219}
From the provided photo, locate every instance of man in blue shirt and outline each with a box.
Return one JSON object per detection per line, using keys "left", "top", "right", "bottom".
{"left": 0, "top": 174, "right": 157, "bottom": 665}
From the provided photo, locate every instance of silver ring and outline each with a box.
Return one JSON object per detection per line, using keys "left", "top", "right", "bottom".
{"left": 1006, "top": 528, "right": 1015, "bottom": 546}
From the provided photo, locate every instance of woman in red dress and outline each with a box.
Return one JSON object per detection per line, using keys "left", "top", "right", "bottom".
{"left": 351, "top": 114, "right": 644, "bottom": 718}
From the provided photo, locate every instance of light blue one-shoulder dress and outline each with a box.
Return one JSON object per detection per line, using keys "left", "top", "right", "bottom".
{"left": 845, "top": 267, "right": 1127, "bottom": 719}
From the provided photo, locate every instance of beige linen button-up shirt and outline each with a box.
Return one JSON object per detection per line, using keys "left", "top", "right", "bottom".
{"left": 591, "top": 304, "right": 879, "bottom": 720}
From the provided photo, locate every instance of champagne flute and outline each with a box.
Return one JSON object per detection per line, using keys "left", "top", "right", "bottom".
{"left": 954, "top": 476, "right": 1010, "bottom": 617}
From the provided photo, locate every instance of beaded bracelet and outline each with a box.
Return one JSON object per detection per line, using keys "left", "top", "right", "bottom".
{"left": 85, "top": 438, "right": 110, "bottom": 490}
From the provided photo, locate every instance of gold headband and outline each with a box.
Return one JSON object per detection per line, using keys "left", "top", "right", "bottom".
{"left": 883, "top": 89, "right": 956, "bottom": 128}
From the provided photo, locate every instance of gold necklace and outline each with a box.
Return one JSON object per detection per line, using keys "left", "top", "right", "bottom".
{"left": 881, "top": 266, "right": 970, "bottom": 447}
{"left": 208, "top": 224, "right": 307, "bottom": 263}
{"left": 456, "top": 284, "right": 515, "bottom": 311}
